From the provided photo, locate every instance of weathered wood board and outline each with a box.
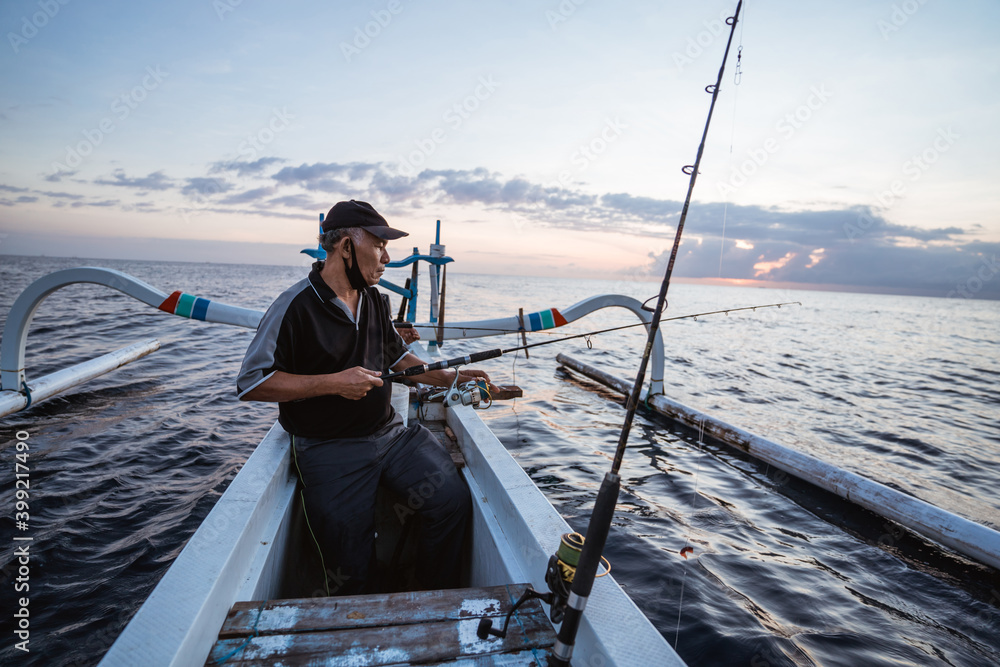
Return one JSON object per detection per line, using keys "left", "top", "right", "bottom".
{"left": 209, "top": 584, "right": 554, "bottom": 666}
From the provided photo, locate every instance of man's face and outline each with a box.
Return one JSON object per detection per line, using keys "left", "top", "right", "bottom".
{"left": 346, "top": 231, "right": 390, "bottom": 286}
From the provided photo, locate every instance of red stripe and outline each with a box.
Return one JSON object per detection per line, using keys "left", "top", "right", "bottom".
{"left": 551, "top": 308, "right": 568, "bottom": 327}
{"left": 158, "top": 291, "right": 181, "bottom": 314}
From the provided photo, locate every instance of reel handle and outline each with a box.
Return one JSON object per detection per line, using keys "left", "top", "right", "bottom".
{"left": 476, "top": 587, "right": 553, "bottom": 641}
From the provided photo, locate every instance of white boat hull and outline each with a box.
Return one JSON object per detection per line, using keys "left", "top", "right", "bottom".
{"left": 99, "top": 403, "right": 683, "bottom": 666}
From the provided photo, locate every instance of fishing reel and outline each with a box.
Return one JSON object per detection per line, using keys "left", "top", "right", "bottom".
{"left": 476, "top": 532, "right": 610, "bottom": 641}
{"left": 426, "top": 367, "right": 492, "bottom": 409}
{"left": 544, "top": 531, "right": 612, "bottom": 624}
{"left": 542, "top": 533, "right": 577, "bottom": 623}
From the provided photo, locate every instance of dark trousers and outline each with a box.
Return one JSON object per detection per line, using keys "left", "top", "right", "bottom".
{"left": 292, "top": 414, "right": 471, "bottom": 596}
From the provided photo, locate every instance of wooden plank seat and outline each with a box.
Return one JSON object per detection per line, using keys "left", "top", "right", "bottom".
{"left": 207, "top": 584, "right": 555, "bottom": 666}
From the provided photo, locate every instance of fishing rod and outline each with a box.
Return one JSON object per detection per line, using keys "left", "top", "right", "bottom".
{"left": 545, "top": 3, "right": 744, "bottom": 664}
{"left": 393, "top": 301, "right": 799, "bottom": 338}
{"left": 382, "top": 300, "right": 796, "bottom": 382}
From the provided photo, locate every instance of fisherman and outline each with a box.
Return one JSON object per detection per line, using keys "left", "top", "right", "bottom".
{"left": 236, "top": 199, "right": 491, "bottom": 595}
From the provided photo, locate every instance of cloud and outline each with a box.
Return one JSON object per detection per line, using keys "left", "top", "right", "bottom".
{"left": 267, "top": 194, "right": 318, "bottom": 209}
{"left": 70, "top": 199, "right": 119, "bottom": 208}
{"left": 210, "top": 157, "right": 285, "bottom": 177}
{"left": 12, "top": 157, "right": 992, "bottom": 297}
{"left": 271, "top": 161, "right": 379, "bottom": 190}
{"left": 95, "top": 170, "right": 173, "bottom": 191}
{"left": 44, "top": 170, "right": 78, "bottom": 183}
{"left": 601, "top": 193, "right": 681, "bottom": 221}
{"left": 645, "top": 226, "right": 997, "bottom": 297}
{"left": 0, "top": 193, "right": 38, "bottom": 204}
{"left": 220, "top": 186, "right": 275, "bottom": 205}
{"left": 181, "top": 177, "right": 233, "bottom": 197}
{"left": 38, "top": 190, "right": 85, "bottom": 200}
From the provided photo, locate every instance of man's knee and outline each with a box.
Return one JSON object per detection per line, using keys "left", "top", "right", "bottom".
{"left": 407, "top": 467, "right": 469, "bottom": 522}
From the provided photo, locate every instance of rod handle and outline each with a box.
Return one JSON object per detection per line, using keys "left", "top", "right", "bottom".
{"left": 384, "top": 348, "right": 502, "bottom": 381}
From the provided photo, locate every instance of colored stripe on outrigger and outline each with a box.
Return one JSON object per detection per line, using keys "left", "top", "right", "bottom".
{"left": 158, "top": 291, "right": 212, "bottom": 321}
{"left": 525, "top": 308, "right": 568, "bottom": 332}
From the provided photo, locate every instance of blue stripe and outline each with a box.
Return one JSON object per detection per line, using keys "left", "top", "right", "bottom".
{"left": 192, "top": 297, "right": 210, "bottom": 321}
{"left": 528, "top": 312, "right": 542, "bottom": 331}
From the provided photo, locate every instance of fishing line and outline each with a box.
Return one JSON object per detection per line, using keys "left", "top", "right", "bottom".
{"left": 719, "top": 1, "right": 747, "bottom": 277}
{"left": 506, "top": 302, "right": 797, "bottom": 356}
{"left": 674, "top": 416, "right": 707, "bottom": 650}
{"left": 402, "top": 302, "right": 799, "bottom": 343}
{"left": 382, "top": 301, "right": 797, "bottom": 382}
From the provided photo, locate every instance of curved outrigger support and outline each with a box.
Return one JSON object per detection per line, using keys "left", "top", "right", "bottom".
{"left": 413, "top": 294, "right": 666, "bottom": 396}
{"left": 0, "top": 267, "right": 263, "bottom": 418}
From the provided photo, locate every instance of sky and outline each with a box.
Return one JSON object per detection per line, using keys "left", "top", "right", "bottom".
{"left": 0, "top": 0, "right": 998, "bottom": 298}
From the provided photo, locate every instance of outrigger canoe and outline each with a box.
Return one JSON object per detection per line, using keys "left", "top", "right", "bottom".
{"left": 6, "top": 222, "right": 998, "bottom": 665}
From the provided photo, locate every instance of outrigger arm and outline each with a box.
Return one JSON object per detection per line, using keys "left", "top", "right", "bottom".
{"left": 0, "top": 267, "right": 262, "bottom": 418}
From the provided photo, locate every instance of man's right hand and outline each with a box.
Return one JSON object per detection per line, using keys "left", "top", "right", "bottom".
{"left": 335, "top": 366, "right": 384, "bottom": 400}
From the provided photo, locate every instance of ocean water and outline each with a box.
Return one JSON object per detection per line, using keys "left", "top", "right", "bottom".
{"left": 0, "top": 254, "right": 998, "bottom": 666}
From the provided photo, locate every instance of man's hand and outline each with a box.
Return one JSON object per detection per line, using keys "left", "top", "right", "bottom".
{"left": 335, "top": 366, "right": 384, "bottom": 400}
{"left": 457, "top": 369, "right": 501, "bottom": 396}
{"left": 398, "top": 327, "right": 421, "bottom": 344}
{"left": 457, "top": 369, "right": 490, "bottom": 384}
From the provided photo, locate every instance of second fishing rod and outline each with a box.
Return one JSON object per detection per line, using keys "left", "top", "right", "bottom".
{"left": 381, "top": 300, "right": 796, "bottom": 382}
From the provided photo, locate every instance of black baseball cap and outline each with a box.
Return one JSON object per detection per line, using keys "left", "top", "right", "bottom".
{"left": 322, "top": 200, "right": 408, "bottom": 240}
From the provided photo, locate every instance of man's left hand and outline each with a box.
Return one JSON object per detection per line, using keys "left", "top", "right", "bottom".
{"left": 457, "top": 369, "right": 501, "bottom": 395}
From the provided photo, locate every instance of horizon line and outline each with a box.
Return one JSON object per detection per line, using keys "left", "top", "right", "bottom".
{"left": 2, "top": 251, "right": 995, "bottom": 302}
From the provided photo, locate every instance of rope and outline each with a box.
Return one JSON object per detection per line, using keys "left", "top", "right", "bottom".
{"left": 291, "top": 435, "right": 330, "bottom": 596}
{"left": 505, "top": 584, "right": 545, "bottom": 667}
{"left": 20, "top": 380, "right": 32, "bottom": 409}
{"left": 212, "top": 599, "right": 266, "bottom": 664}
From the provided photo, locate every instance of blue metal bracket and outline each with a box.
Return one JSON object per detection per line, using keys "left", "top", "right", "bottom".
{"left": 301, "top": 213, "right": 326, "bottom": 259}
{"left": 378, "top": 279, "right": 413, "bottom": 299}
{"left": 386, "top": 254, "right": 453, "bottom": 268}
